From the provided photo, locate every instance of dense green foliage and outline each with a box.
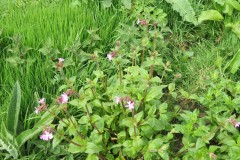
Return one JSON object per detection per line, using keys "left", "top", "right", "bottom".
{"left": 0, "top": 0, "right": 240, "bottom": 159}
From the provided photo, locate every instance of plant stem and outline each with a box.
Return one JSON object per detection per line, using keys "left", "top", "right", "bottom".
{"left": 118, "top": 64, "right": 123, "bottom": 85}
{"left": 54, "top": 129, "right": 82, "bottom": 147}
{"left": 132, "top": 109, "right": 137, "bottom": 137}
{"left": 85, "top": 105, "right": 101, "bottom": 134}
{"left": 46, "top": 108, "right": 68, "bottom": 126}
{"left": 63, "top": 109, "right": 85, "bottom": 139}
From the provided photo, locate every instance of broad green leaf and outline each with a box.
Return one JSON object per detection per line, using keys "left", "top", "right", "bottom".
{"left": 7, "top": 81, "right": 21, "bottom": 135}
{"left": 120, "top": 117, "right": 133, "bottom": 128}
{"left": 226, "top": 22, "right": 240, "bottom": 39}
{"left": 86, "top": 142, "right": 104, "bottom": 154}
{"left": 86, "top": 154, "right": 99, "bottom": 160}
{"left": 0, "top": 123, "right": 18, "bottom": 159}
{"left": 168, "top": 83, "right": 175, "bottom": 92}
{"left": 198, "top": 10, "right": 224, "bottom": 23}
{"left": 122, "top": 0, "right": 131, "bottom": 9}
{"left": 68, "top": 136, "right": 86, "bottom": 153}
{"left": 16, "top": 106, "right": 58, "bottom": 147}
{"left": 228, "top": 49, "right": 240, "bottom": 74}
{"left": 226, "top": 0, "right": 240, "bottom": 11}
{"left": 69, "top": 99, "right": 81, "bottom": 107}
{"left": 145, "top": 86, "right": 164, "bottom": 102}
{"left": 165, "top": 0, "right": 198, "bottom": 25}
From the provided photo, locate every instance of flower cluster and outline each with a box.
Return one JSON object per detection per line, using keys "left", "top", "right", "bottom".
{"left": 115, "top": 96, "right": 135, "bottom": 111}
{"left": 40, "top": 127, "right": 53, "bottom": 141}
{"left": 56, "top": 89, "right": 74, "bottom": 104}
{"left": 35, "top": 98, "right": 47, "bottom": 114}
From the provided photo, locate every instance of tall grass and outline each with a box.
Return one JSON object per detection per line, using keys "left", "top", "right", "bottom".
{"left": 0, "top": 0, "right": 127, "bottom": 126}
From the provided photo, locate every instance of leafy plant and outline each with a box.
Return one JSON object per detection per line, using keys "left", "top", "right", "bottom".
{"left": 0, "top": 81, "right": 57, "bottom": 159}
{"left": 165, "top": 0, "right": 198, "bottom": 25}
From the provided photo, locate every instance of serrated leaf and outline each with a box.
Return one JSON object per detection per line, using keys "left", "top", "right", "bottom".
{"left": 165, "top": 0, "right": 198, "bottom": 25}
{"left": 7, "top": 81, "right": 21, "bottom": 135}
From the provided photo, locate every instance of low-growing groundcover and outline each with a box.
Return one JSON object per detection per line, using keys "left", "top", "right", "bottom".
{"left": 1, "top": 0, "right": 240, "bottom": 160}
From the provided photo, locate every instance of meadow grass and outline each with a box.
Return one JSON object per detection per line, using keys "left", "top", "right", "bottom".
{"left": 0, "top": 0, "right": 127, "bottom": 125}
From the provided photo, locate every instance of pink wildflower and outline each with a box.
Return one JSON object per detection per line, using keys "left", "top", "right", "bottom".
{"left": 39, "top": 98, "right": 45, "bottom": 104}
{"left": 57, "top": 58, "right": 64, "bottom": 69}
{"left": 40, "top": 131, "right": 53, "bottom": 141}
{"left": 125, "top": 101, "right": 134, "bottom": 110}
{"left": 58, "top": 58, "right": 64, "bottom": 62}
{"left": 229, "top": 118, "right": 240, "bottom": 128}
{"left": 136, "top": 18, "right": 147, "bottom": 25}
{"left": 34, "top": 98, "right": 47, "bottom": 114}
{"left": 34, "top": 107, "right": 39, "bottom": 114}
{"left": 57, "top": 93, "right": 69, "bottom": 104}
{"left": 208, "top": 152, "right": 217, "bottom": 160}
{"left": 235, "top": 122, "right": 240, "bottom": 128}
{"left": 107, "top": 51, "right": 117, "bottom": 61}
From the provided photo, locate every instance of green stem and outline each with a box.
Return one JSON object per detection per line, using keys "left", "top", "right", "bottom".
{"left": 85, "top": 105, "right": 101, "bottom": 134}
{"left": 64, "top": 109, "right": 85, "bottom": 139}
{"left": 54, "top": 129, "right": 82, "bottom": 147}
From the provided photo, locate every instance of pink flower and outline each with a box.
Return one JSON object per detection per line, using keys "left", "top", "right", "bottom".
{"left": 125, "top": 101, "right": 134, "bottom": 110}
{"left": 35, "top": 98, "right": 47, "bottom": 114}
{"left": 40, "top": 131, "right": 53, "bottom": 141}
{"left": 58, "top": 93, "right": 69, "bottom": 104}
{"left": 39, "top": 98, "right": 45, "bottom": 104}
{"left": 235, "top": 122, "right": 240, "bottom": 128}
{"left": 35, "top": 107, "right": 39, "bottom": 114}
{"left": 107, "top": 54, "right": 113, "bottom": 61}
{"left": 229, "top": 118, "right": 240, "bottom": 128}
{"left": 115, "top": 96, "right": 121, "bottom": 104}
{"left": 58, "top": 58, "right": 65, "bottom": 62}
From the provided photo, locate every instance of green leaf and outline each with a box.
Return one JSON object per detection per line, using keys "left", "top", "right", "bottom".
{"left": 120, "top": 117, "right": 134, "bottom": 128}
{"left": 68, "top": 136, "right": 86, "bottom": 153}
{"left": 168, "top": 83, "right": 175, "bottom": 92}
{"left": 69, "top": 99, "right": 81, "bottom": 107}
{"left": 102, "top": 0, "right": 112, "bottom": 8}
{"left": 226, "top": 0, "right": 240, "bottom": 11}
{"left": 145, "top": 86, "right": 164, "bottom": 102}
{"left": 226, "top": 22, "right": 240, "bottom": 39}
{"left": 86, "top": 154, "right": 99, "bottom": 160}
{"left": 7, "top": 81, "right": 21, "bottom": 135}
{"left": 16, "top": 106, "right": 57, "bottom": 147}
{"left": 122, "top": 0, "right": 131, "bottom": 9}
{"left": 228, "top": 49, "right": 240, "bottom": 74}
{"left": 195, "top": 138, "right": 205, "bottom": 150}
{"left": 198, "top": 10, "right": 224, "bottom": 23}
{"left": 165, "top": 0, "right": 198, "bottom": 25}
{"left": 86, "top": 142, "right": 104, "bottom": 154}
{"left": 0, "top": 123, "right": 19, "bottom": 159}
